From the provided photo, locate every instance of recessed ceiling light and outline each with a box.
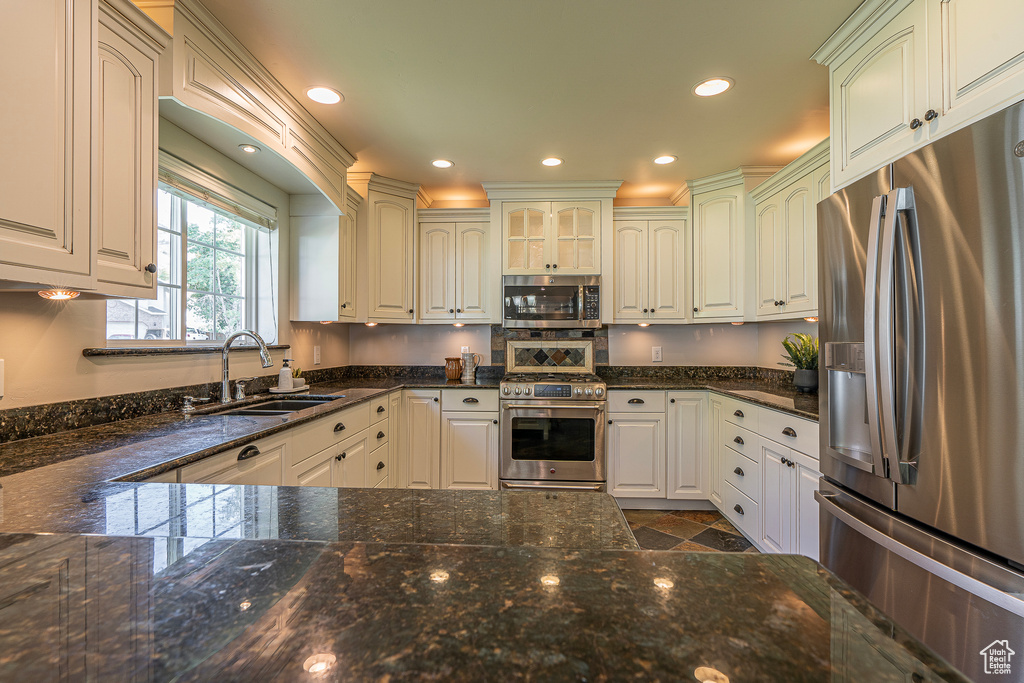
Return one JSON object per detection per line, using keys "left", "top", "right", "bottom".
{"left": 541, "top": 157, "right": 563, "bottom": 167}
{"left": 305, "top": 86, "right": 343, "bottom": 104}
{"left": 653, "top": 155, "right": 677, "bottom": 165}
{"left": 432, "top": 159, "right": 454, "bottom": 169}
{"left": 238, "top": 143, "right": 261, "bottom": 154}
{"left": 693, "top": 77, "right": 733, "bottom": 97}
{"left": 38, "top": 289, "right": 80, "bottom": 300}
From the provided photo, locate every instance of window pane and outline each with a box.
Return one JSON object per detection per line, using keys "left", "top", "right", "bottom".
{"left": 216, "top": 296, "right": 244, "bottom": 339}
{"left": 216, "top": 215, "right": 244, "bottom": 253}
{"left": 187, "top": 243, "right": 215, "bottom": 293}
{"left": 215, "top": 250, "right": 244, "bottom": 297}
{"left": 158, "top": 189, "right": 174, "bottom": 232}
{"left": 133, "top": 286, "right": 179, "bottom": 340}
{"left": 106, "top": 299, "right": 141, "bottom": 340}
{"left": 157, "top": 229, "right": 180, "bottom": 285}
{"left": 186, "top": 292, "right": 214, "bottom": 340}
{"left": 186, "top": 203, "right": 215, "bottom": 245}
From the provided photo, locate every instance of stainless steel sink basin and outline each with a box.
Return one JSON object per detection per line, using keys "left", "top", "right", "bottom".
{"left": 218, "top": 397, "right": 338, "bottom": 416}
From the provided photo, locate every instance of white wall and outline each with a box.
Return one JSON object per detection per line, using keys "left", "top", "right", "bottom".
{"left": 289, "top": 323, "right": 351, "bottom": 371}
{"left": 347, "top": 324, "right": 491, "bottom": 366}
{"left": 756, "top": 320, "right": 818, "bottom": 368}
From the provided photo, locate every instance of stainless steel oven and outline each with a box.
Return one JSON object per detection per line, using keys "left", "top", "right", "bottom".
{"left": 502, "top": 275, "right": 601, "bottom": 328}
{"left": 499, "top": 374, "right": 607, "bottom": 491}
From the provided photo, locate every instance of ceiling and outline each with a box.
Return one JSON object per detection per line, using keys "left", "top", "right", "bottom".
{"left": 196, "top": 0, "right": 860, "bottom": 206}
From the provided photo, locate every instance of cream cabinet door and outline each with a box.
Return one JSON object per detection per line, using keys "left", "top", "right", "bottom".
{"left": 294, "top": 446, "right": 337, "bottom": 487}
{"left": 692, "top": 189, "right": 744, "bottom": 319}
{"left": 418, "top": 222, "right": 455, "bottom": 320}
{"left": 930, "top": 0, "right": 1024, "bottom": 137}
{"left": 793, "top": 450, "right": 820, "bottom": 560}
{"left": 369, "top": 189, "right": 415, "bottom": 320}
{"left": 830, "top": 0, "right": 929, "bottom": 189}
{"left": 455, "top": 222, "right": 491, "bottom": 322}
{"left": 338, "top": 210, "right": 357, "bottom": 319}
{"left": 400, "top": 390, "right": 440, "bottom": 489}
{"left": 334, "top": 432, "right": 369, "bottom": 488}
{"left": 780, "top": 175, "right": 816, "bottom": 314}
{"left": 440, "top": 412, "right": 498, "bottom": 489}
{"left": 647, "top": 220, "right": 687, "bottom": 321}
{"left": 0, "top": 0, "right": 94, "bottom": 288}
{"left": 551, "top": 201, "right": 600, "bottom": 274}
{"left": 755, "top": 197, "right": 782, "bottom": 318}
{"left": 708, "top": 396, "right": 724, "bottom": 507}
{"left": 608, "top": 414, "right": 665, "bottom": 498}
{"left": 666, "top": 392, "right": 707, "bottom": 499}
{"left": 759, "top": 438, "right": 792, "bottom": 554}
{"left": 612, "top": 221, "right": 647, "bottom": 321}
{"left": 94, "top": 7, "right": 161, "bottom": 298}
{"left": 503, "top": 202, "right": 550, "bottom": 274}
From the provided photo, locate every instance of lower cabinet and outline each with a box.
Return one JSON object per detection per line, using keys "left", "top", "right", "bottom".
{"left": 399, "top": 389, "right": 441, "bottom": 489}
{"left": 608, "top": 413, "right": 666, "bottom": 497}
{"left": 666, "top": 392, "right": 708, "bottom": 499}
{"left": 179, "top": 435, "right": 288, "bottom": 486}
{"left": 440, "top": 411, "right": 499, "bottom": 489}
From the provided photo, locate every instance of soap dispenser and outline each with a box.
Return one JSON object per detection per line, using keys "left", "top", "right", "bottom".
{"left": 278, "top": 358, "right": 294, "bottom": 391}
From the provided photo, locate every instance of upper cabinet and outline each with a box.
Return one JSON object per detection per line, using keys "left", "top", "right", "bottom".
{"left": 289, "top": 188, "right": 361, "bottom": 322}
{"left": 482, "top": 181, "right": 620, "bottom": 279}
{"left": 689, "top": 168, "right": 776, "bottom": 322}
{"left": 417, "top": 209, "right": 497, "bottom": 324}
{"left": 349, "top": 173, "right": 419, "bottom": 323}
{"left": 815, "top": 0, "right": 1024, "bottom": 190}
{"left": 750, "top": 140, "right": 829, "bottom": 321}
{"left": 0, "top": 0, "right": 167, "bottom": 295}
{"left": 612, "top": 208, "right": 689, "bottom": 324}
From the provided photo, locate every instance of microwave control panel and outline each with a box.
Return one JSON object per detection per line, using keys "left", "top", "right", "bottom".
{"left": 583, "top": 286, "right": 600, "bottom": 319}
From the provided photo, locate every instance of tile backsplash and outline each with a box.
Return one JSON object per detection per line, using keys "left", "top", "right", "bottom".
{"left": 490, "top": 325, "right": 608, "bottom": 366}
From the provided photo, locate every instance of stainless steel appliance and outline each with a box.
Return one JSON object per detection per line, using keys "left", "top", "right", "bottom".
{"left": 499, "top": 372, "right": 607, "bottom": 491}
{"left": 502, "top": 275, "right": 601, "bottom": 328}
{"left": 818, "top": 97, "right": 1024, "bottom": 682}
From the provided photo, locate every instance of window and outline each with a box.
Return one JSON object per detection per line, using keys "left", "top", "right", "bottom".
{"left": 106, "top": 171, "right": 278, "bottom": 344}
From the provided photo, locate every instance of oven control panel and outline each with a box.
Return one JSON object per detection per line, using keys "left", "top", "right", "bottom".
{"left": 534, "top": 384, "right": 572, "bottom": 398}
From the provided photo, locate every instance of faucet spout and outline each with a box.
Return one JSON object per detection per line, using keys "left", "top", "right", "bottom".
{"left": 221, "top": 330, "right": 273, "bottom": 403}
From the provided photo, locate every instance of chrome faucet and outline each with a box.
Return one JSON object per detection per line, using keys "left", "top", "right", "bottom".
{"left": 221, "top": 330, "right": 273, "bottom": 403}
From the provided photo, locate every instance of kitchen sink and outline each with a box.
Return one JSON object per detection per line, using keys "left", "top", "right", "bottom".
{"left": 217, "top": 397, "right": 338, "bottom": 416}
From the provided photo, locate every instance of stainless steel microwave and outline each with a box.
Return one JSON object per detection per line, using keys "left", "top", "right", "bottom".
{"left": 502, "top": 275, "right": 601, "bottom": 328}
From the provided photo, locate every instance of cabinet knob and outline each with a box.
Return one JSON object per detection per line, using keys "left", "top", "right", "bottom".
{"left": 376, "top": 461, "right": 385, "bottom": 471}
{"left": 733, "top": 436, "right": 744, "bottom": 446}
{"left": 456, "top": 308, "right": 461, "bottom": 313}
{"left": 377, "top": 430, "right": 385, "bottom": 439}
{"left": 910, "top": 118, "right": 923, "bottom": 130}
{"left": 433, "top": 397, "right": 439, "bottom": 402}
{"left": 340, "top": 451, "right": 347, "bottom": 459}
{"left": 449, "top": 309, "right": 454, "bottom": 313}
{"left": 492, "top": 419, "right": 498, "bottom": 424}
{"left": 734, "top": 504, "right": 744, "bottom": 516}
{"left": 734, "top": 467, "right": 744, "bottom": 476}
{"left": 782, "top": 427, "right": 797, "bottom": 438}
{"left": 408, "top": 308, "right": 414, "bottom": 314}
{"left": 924, "top": 109, "right": 939, "bottom": 122}
{"left": 334, "top": 422, "right": 346, "bottom": 433}
{"left": 145, "top": 263, "right": 157, "bottom": 274}
{"left": 692, "top": 307, "right": 698, "bottom": 313}
{"left": 545, "top": 264, "right": 551, "bottom": 269}
{"left": 670, "top": 398, "right": 675, "bottom": 403}
{"left": 552, "top": 264, "right": 558, "bottom": 269}
{"left": 608, "top": 420, "right": 613, "bottom": 424}
{"left": 341, "top": 303, "right": 347, "bottom": 309}
{"left": 643, "top": 308, "right": 649, "bottom": 313}
{"left": 335, "top": 453, "right": 342, "bottom": 461}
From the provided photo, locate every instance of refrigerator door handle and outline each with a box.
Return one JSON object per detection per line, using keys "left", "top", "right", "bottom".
{"left": 816, "top": 490, "right": 1024, "bottom": 618}
{"left": 863, "top": 194, "right": 890, "bottom": 478}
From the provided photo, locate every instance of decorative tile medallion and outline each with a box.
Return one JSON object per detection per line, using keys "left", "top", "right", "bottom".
{"left": 506, "top": 340, "right": 594, "bottom": 373}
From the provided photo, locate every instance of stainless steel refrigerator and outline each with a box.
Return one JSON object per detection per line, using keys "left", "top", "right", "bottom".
{"left": 818, "top": 97, "right": 1024, "bottom": 682}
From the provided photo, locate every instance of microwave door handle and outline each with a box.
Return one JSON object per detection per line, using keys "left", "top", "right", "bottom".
{"left": 863, "top": 194, "right": 890, "bottom": 479}
{"left": 579, "top": 284, "right": 585, "bottom": 321}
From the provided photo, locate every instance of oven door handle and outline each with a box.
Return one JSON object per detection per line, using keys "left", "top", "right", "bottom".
{"left": 503, "top": 403, "right": 605, "bottom": 410}
{"left": 501, "top": 482, "right": 605, "bottom": 491}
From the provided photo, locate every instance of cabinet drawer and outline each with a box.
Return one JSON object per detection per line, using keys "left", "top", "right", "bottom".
{"left": 720, "top": 395, "right": 758, "bottom": 430}
{"left": 442, "top": 388, "right": 498, "bottom": 412}
{"left": 758, "top": 408, "right": 818, "bottom": 457}
{"left": 722, "top": 446, "right": 760, "bottom": 502}
{"left": 720, "top": 421, "right": 758, "bottom": 460}
{"left": 373, "top": 475, "right": 390, "bottom": 488}
{"left": 608, "top": 391, "right": 666, "bottom": 413}
{"left": 291, "top": 402, "right": 372, "bottom": 462}
{"left": 370, "top": 441, "right": 389, "bottom": 487}
{"left": 721, "top": 481, "right": 759, "bottom": 542}
{"left": 180, "top": 437, "right": 286, "bottom": 485}
{"left": 369, "top": 394, "right": 389, "bottom": 423}
{"left": 371, "top": 417, "right": 390, "bottom": 448}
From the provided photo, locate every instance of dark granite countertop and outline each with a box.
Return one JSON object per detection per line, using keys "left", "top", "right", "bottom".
{"left": 0, "top": 531, "right": 967, "bottom": 682}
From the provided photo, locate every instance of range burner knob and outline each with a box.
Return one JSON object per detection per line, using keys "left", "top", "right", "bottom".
{"left": 594, "top": 387, "right": 604, "bottom": 397}
{"left": 502, "top": 386, "right": 511, "bottom": 395}
{"left": 584, "top": 387, "right": 594, "bottom": 397}
{"left": 514, "top": 386, "right": 522, "bottom": 395}
{"left": 575, "top": 387, "right": 584, "bottom": 396}
{"left": 524, "top": 387, "right": 532, "bottom": 395}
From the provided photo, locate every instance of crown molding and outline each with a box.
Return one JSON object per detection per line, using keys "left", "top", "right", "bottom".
{"left": 481, "top": 180, "right": 623, "bottom": 201}
{"left": 669, "top": 183, "right": 690, "bottom": 206}
{"left": 347, "top": 172, "right": 420, "bottom": 199}
{"left": 811, "top": 0, "right": 913, "bottom": 66}
{"left": 417, "top": 207, "right": 491, "bottom": 222}
{"left": 612, "top": 206, "right": 689, "bottom": 221}
{"left": 688, "top": 166, "right": 780, "bottom": 195}
{"left": 416, "top": 186, "right": 434, "bottom": 209}
{"left": 749, "top": 138, "right": 831, "bottom": 202}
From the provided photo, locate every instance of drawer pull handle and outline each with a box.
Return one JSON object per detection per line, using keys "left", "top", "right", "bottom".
{"left": 377, "top": 431, "right": 385, "bottom": 439}
{"left": 376, "top": 461, "right": 385, "bottom": 471}
{"left": 463, "top": 397, "right": 479, "bottom": 404}
{"left": 334, "top": 422, "right": 346, "bottom": 433}
{"left": 733, "top": 467, "right": 744, "bottom": 476}
{"left": 733, "top": 504, "right": 744, "bottom": 516}
{"left": 782, "top": 427, "right": 797, "bottom": 437}
{"left": 733, "top": 436, "right": 744, "bottom": 446}
{"left": 733, "top": 409, "right": 744, "bottom": 418}
{"left": 627, "top": 398, "right": 645, "bottom": 405}
{"left": 377, "top": 405, "right": 385, "bottom": 413}
{"left": 237, "top": 445, "right": 261, "bottom": 461}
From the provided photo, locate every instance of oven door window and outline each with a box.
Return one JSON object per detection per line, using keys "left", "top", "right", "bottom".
{"left": 511, "top": 416, "right": 595, "bottom": 462}
{"left": 504, "top": 286, "right": 580, "bottom": 321}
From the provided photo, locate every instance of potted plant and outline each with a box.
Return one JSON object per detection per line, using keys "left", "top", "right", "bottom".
{"left": 780, "top": 333, "right": 819, "bottom": 393}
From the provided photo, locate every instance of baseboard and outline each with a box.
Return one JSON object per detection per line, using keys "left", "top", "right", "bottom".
{"left": 612, "top": 498, "right": 717, "bottom": 511}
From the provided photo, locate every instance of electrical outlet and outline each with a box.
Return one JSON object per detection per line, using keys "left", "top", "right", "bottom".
{"left": 652, "top": 346, "right": 663, "bottom": 362}
{"left": 313, "top": 345, "right": 321, "bottom": 366}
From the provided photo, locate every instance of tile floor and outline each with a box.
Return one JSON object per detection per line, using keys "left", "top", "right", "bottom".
{"left": 622, "top": 509, "right": 758, "bottom": 553}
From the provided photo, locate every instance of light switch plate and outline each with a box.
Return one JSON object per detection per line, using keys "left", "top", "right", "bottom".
{"left": 652, "top": 346, "right": 663, "bottom": 362}
{"left": 313, "top": 346, "right": 321, "bottom": 365}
